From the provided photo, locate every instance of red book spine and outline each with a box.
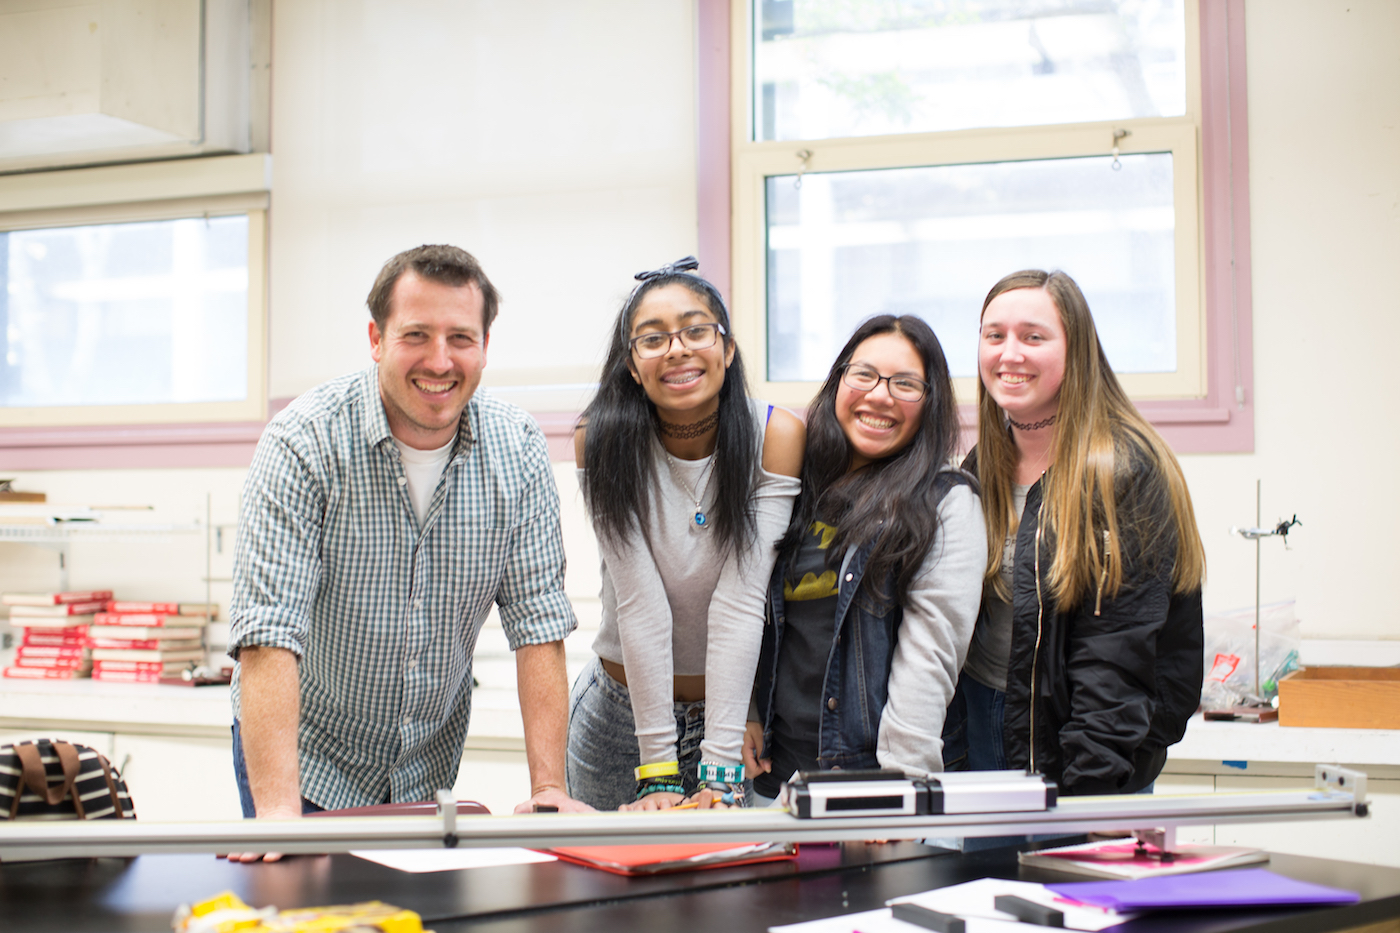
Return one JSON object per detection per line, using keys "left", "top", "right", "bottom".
{"left": 9, "top": 601, "right": 107, "bottom": 616}
{"left": 93, "top": 661, "right": 185, "bottom": 673}
{"left": 105, "top": 601, "right": 181, "bottom": 614}
{"left": 15, "top": 646, "right": 90, "bottom": 659}
{"left": 92, "top": 670, "right": 163, "bottom": 683}
{"left": 63, "top": 590, "right": 113, "bottom": 604}
{"left": 93, "top": 612, "right": 189, "bottom": 626}
{"left": 4, "top": 666, "right": 89, "bottom": 679}
{"left": 13, "top": 624, "right": 89, "bottom": 637}
{"left": 4, "top": 590, "right": 113, "bottom": 606}
{"left": 13, "top": 655, "right": 90, "bottom": 669}
{"left": 86, "top": 638, "right": 169, "bottom": 650}
{"left": 22, "top": 633, "right": 88, "bottom": 648}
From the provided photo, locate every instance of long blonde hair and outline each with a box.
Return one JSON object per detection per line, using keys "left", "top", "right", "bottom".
{"left": 977, "top": 270, "right": 1205, "bottom": 610}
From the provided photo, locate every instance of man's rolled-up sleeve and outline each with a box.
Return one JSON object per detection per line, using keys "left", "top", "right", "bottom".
{"left": 228, "top": 428, "right": 326, "bottom": 660}
{"left": 495, "top": 431, "right": 578, "bottom": 649}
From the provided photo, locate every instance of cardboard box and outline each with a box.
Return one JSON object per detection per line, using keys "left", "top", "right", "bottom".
{"left": 1277, "top": 667, "right": 1400, "bottom": 729}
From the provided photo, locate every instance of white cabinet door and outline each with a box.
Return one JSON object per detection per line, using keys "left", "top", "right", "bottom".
{"left": 450, "top": 748, "right": 530, "bottom": 817}
{"left": 110, "top": 734, "right": 244, "bottom": 822}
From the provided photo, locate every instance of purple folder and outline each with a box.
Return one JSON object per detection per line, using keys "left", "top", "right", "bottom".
{"left": 1047, "top": 868, "right": 1360, "bottom": 911}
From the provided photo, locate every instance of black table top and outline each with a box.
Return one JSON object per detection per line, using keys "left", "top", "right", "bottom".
{"left": 427, "top": 850, "right": 1400, "bottom": 933}
{"left": 0, "top": 840, "right": 938, "bottom": 932}
{"left": 2, "top": 841, "right": 1397, "bottom": 933}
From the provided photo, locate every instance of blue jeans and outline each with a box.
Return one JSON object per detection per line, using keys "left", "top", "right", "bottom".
{"left": 566, "top": 657, "right": 707, "bottom": 811}
{"left": 942, "top": 671, "right": 1009, "bottom": 773}
{"left": 231, "top": 720, "right": 324, "bottom": 818}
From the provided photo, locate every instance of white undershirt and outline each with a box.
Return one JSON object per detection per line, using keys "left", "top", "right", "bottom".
{"left": 393, "top": 437, "right": 455, "bottom": 524}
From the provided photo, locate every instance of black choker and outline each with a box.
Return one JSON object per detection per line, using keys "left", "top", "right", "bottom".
{"left": 1009, "top": 414, "right": 1057, "bottom": 431}
{"left": 657, "top": 409, "right": 720, "bottom": 439}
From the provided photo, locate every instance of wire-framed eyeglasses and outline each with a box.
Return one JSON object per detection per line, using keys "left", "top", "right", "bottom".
{"left": 841, "top": 364, "right": 929, "bottom": 402}
{"left": 629, "top": 322, "right": 727, "bottom": 359}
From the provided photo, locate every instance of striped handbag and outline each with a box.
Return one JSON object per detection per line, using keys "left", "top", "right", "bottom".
{"left": 0, "top": 739, "right": 136, "bottom": 820}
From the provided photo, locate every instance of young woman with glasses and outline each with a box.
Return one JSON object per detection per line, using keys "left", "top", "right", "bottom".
{"left": 568, "top": 258, "right": 804, "bottom": 811}
{"left": 942, "top": 270, "right": 1205, "bottom": 799}
{"left": 744, "top": 315, "right": 986, "bottom": 800}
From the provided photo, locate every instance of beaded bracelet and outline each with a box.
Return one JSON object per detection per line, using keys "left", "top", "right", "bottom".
{"left": 635, "top": 776, "right": 686, "bottom": 800}
{"left": 696, "top": 761, "right": 744, "bottom": 784}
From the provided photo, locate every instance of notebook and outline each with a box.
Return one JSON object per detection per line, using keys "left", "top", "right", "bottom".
{"left": 1047, "top": 868, "right": 1360, "bottom": 910}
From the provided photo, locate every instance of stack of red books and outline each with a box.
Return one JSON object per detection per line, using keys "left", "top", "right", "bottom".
{"left": 2, "top": 590, "right": 114, "bottom": 679}
{"left": 88, "top": 600, "right": 215, "bottom": 683}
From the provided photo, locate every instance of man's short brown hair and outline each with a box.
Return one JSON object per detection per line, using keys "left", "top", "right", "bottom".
{"left": 366, "top": 244, "right": 500, "bottom": 332}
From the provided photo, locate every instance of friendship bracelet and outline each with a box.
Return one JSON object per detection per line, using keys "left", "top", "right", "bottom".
{"left": 635, "top": 761, "right": 680, "bottom": 781}
{"left": 697, "top": 762, "right": 744, "bottom": 784}
{"left": 635, "top": 776, "right": 686, "bottom": 800}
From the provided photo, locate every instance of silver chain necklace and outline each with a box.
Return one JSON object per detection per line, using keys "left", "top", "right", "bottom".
{"left": 662, "top": 450, "right": 715, "bottom": 530}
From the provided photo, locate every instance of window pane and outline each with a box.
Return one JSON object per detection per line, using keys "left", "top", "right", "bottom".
{"left": 1, "top": 216, "right": 249, "bottom": 408}
{"left": 765, "top": 153, "right": 1175, "bottom": 381}
{"left": 754, "top": 0, "right": 1185, "bottom": 142}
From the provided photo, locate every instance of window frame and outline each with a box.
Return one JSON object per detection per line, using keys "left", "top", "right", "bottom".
{"left": 701, "top": 0, "right": 1255, "bottom": 453}
{"left": 0, "top": 155, "right": 271, "bottom": 457}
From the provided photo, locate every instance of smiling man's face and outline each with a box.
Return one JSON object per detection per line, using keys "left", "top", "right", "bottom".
{"left": 370, "top": 270, "right": 489, "bottom": 449}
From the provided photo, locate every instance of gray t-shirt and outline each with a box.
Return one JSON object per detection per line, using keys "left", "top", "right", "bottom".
{"left": 585, "top": 399, "right": 801, "bottom": 767}
{"left": 962, "top": 483, "right": 1030, "bottom": 692}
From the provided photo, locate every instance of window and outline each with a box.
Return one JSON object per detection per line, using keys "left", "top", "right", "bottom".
{"left": 729, "top": 0, "right": 1216, "bottom": 409}
{"left": 3, "top": 215, "right": 253, "bottom": 411}
{"left": 0, "top": 154, "right": 269, "bottom": 427}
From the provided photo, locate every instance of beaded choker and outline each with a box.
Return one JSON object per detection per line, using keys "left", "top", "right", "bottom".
{"left": 1008, "top": 413, "right": 1057, "bottom": 431}
{"left": 656, "top": 409, "right": 719, "bottom": 439}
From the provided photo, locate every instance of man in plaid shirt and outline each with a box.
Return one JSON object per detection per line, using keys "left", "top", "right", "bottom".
{"left": 227, "top": 245, "right": 589, "bottom": 859}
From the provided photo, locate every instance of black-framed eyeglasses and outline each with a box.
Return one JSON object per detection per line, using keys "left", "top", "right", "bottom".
{"left": 629, "top": 322, "right": 726, "bottom": 359}
{"left": 841, "top": 364, "right": 929, "bottom": 402}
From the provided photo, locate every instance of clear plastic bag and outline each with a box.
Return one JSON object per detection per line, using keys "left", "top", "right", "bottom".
{"left": 1200, "top": 599, "right": 1301, "bottom": 708}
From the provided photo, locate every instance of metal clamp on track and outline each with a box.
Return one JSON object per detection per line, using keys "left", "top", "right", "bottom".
{"left": 436, "top": 789, "right": 458, "bottom": 848}
{"left": 1316, "top": 764, "right": 1369, "bottom": 816}
{"left": 781, "top": 769, "right": 1057, "bottom": 819}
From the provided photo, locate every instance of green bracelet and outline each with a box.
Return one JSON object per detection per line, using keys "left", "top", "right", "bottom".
{"left": 635, "top": 776, "right": 686, "bottom": 800}
{"left": 697, "top": 762, "right": 744, "bottom": 784}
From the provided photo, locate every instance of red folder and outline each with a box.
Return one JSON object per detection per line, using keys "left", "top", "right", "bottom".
{"left": 546, "top": 841, "right": 796, "bottom": 876}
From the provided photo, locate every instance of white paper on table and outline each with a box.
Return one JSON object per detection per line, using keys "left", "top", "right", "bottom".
{"left": 351, "top": 847, "right": 557, "bottom": 873}
{"left": 891, "top": 877, "right": 1134, "bottom": 932}
{"left": 769, "top": 906, "right": 1044, "bottom": 933}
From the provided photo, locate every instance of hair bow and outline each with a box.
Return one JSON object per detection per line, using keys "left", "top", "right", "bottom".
{"left": 634, "top": 256, "right": 700, "bottom": 281}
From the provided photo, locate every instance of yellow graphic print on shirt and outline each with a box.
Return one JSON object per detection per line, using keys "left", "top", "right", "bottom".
{"left": 784, "top": 521, "right": 840, "bottom": 601}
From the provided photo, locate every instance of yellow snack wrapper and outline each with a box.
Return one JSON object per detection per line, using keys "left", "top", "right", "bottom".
{"left": 173, "top": 891, "right": 427, "bottom": 933}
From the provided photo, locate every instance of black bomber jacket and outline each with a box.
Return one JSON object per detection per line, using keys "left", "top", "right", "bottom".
{"left": 965, "top": 440, "right": 1203, "bottom": 795}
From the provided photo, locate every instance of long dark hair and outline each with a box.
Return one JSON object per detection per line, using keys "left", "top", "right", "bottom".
{"left": 778, "top": 315, "right": 960, "bottom": 604}
{"left": 579, "top": 268, "right": 759, "bottom": 556}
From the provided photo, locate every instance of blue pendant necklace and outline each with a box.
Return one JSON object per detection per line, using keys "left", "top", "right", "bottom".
{"left": 663, "top": 449, "right": 715, "bottom": 530}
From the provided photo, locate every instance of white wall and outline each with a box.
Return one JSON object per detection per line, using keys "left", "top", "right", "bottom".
{"left": 1178, "top": 0, "right": 1400, "bottom": 639}
{"left": 4, "top": 2, "right": 1398, "bottom": 652}
{"left": 266, "top": 0, "right": 701, "bottom": 411}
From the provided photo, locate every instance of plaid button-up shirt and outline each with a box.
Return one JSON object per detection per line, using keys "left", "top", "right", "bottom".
{"left": 229, "top": 366, "right": 576, "bottom": 809}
